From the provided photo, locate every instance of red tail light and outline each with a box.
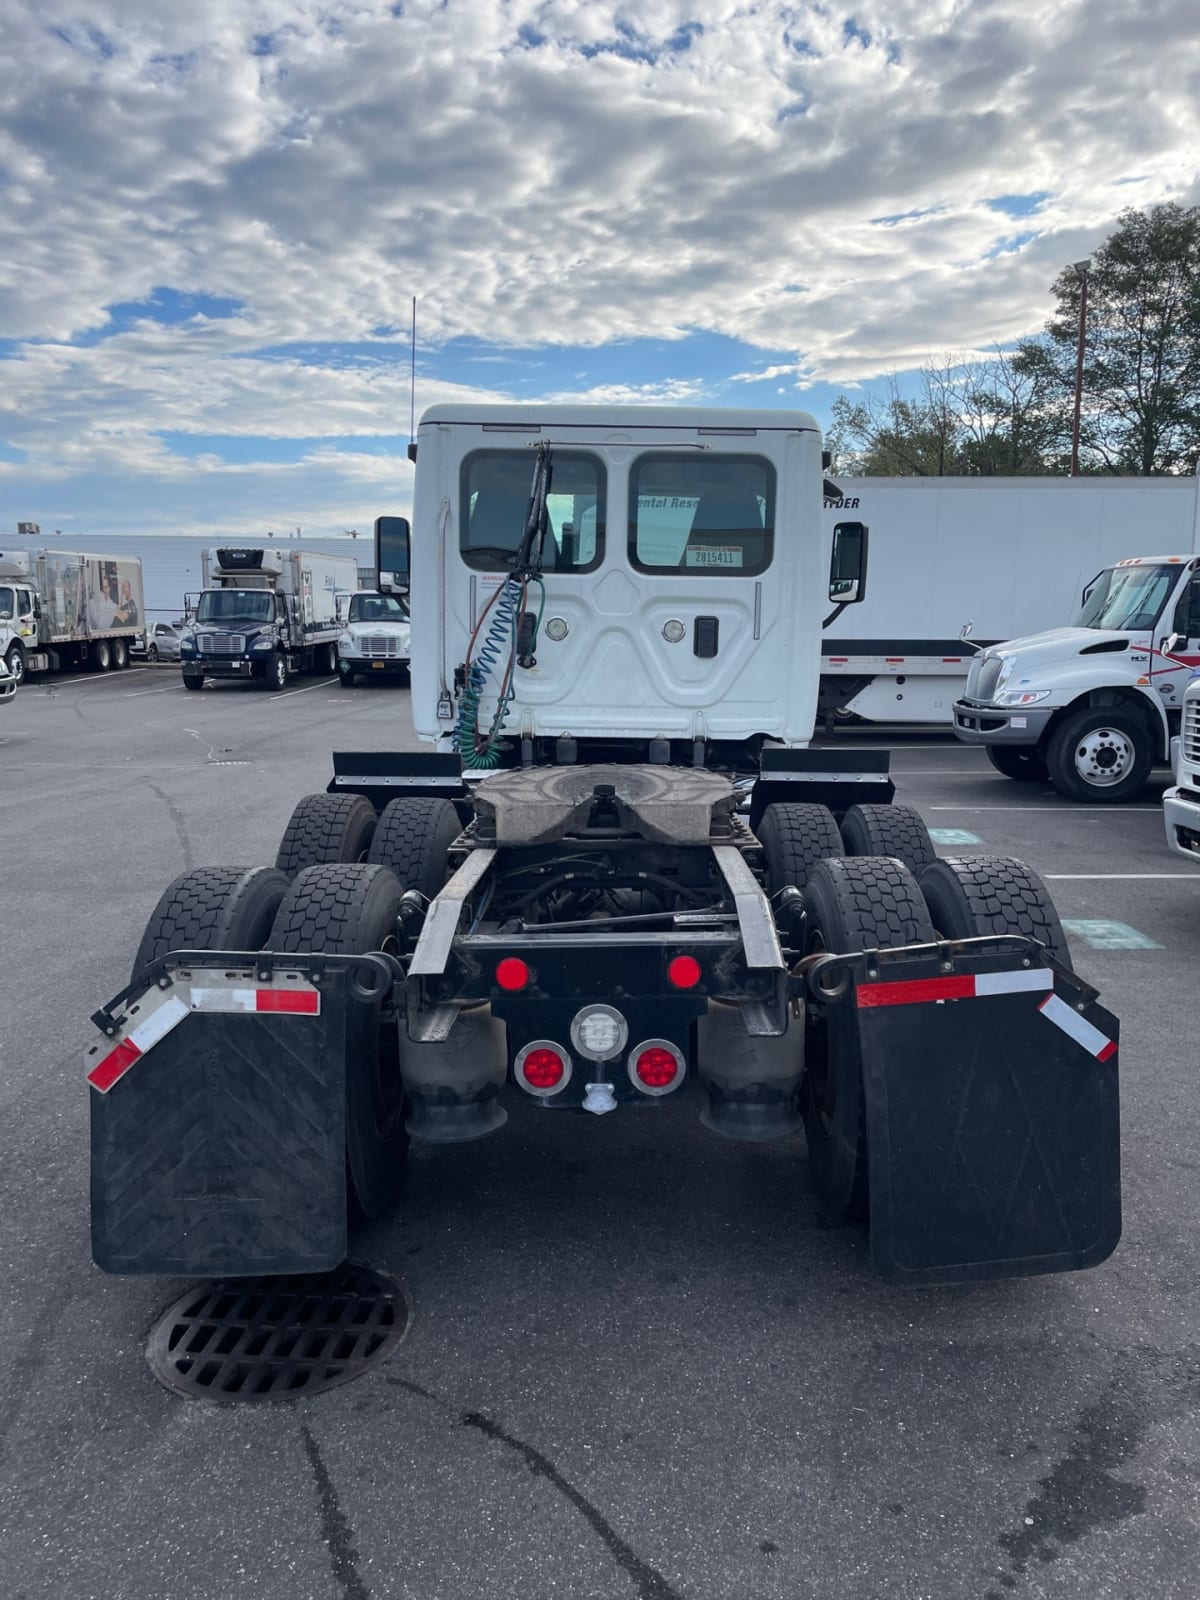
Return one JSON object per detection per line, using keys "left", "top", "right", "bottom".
{"left": 667, "top": 954, "right": 702, "bottom": 990}
{"left": 628, "top": 1039, "right": 685, "bottom": 1096}
{"left": 514, "top": 1040, "right": 571, "bottom": 1096}
{"left": 495, "top": 957, "right": 530, "bottom": 992}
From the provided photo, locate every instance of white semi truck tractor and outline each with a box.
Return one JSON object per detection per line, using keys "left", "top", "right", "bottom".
{"left": 954, "top": 554, "right": 1200, "bottom": 801}
{"left": 1164, "top": 675, "right": 1200, "bottom": 861}
{"left": 181, "top": 546, "right": 361, "bottom": 690}
{"left": 88, "top": 407, "right": 1121, "bottom": 1290}
{"left": 0, "top": 547, "right": 146, "bottom": 683}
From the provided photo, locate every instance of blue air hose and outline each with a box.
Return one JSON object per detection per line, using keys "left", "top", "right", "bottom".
{"left": 456, "top": 575, "right": 522, "bottom": 768}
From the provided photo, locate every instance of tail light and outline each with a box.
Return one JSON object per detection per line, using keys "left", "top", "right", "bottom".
{"left": 495, "top": 957, "right": 530, "bottom": 992}
{"left": 667, "top": 954, "right": 702, "bottom": 990}
{"left": 514, "top": 1040, "right": 571, "bottom": 1096}
{"left": 628, "top": 1039, "right": 686, "bottom": 1097}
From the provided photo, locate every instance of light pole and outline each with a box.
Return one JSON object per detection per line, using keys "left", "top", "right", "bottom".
{"left": 1070, "top": 259, "right": 1090, "bottom": 477}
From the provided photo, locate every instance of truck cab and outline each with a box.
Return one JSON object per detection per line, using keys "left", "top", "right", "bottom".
{"left": 1164, "top": 676, "right": 1200, "bottom": 861}
{"left": 954, "top": 554, "right": 1200, "bottom": 801}
{"left": 336, "top": 590, "right": 411, "bottom": 687}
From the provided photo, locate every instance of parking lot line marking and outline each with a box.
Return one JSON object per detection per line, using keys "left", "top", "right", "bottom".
{"left": 1062, "top": 919, "right": 1163, "bottom": 950}
{"left": 929, "top": 828, "right": 983, "bottom": 845}
{"left": 892, "top": 769, "right": 1001, "bottom": 775}
{"left": 123, "top": 683, "right": 185, "bottom": 698}
{"left": 1046, "top": 873, "right": 1200, "bottom": 880}
{"left": 270, "top": 677, "right": 337, "bottom": 701}
{"left": 928, "top": 804, "right": 1163, "bottom": 813}
{"left": 33, "top": 669, "right": 150, "bottom": 687}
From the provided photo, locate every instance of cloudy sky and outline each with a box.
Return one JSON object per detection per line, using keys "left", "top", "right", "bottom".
{"left": 0, "top": 0, "right": 1197, "bottom": 541}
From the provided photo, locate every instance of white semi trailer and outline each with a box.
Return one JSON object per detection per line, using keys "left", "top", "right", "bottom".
{"left": 819, "top": 471, "right": 1200, "bottom": 725}
{"left": 0, "top": 547, "right": 146, "bottom": 683}
{"left": 181, "top": 546, "right": 361, "bottom": 691}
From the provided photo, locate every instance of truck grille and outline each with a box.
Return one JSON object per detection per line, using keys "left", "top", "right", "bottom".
{"left": 360, "top": 636, "right": 402, "bottom": 656}
{"left": 1184, "top": 694, "right": 1200, "bottom": 768}
{"left": 973, "top": 655, "right": 1004, "bottom": 703}
{"left": 197, "top": 634, "right": 246, "bottom": 655}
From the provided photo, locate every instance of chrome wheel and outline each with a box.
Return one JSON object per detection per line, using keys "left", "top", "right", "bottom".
{"left": 1074, "top": 726, "right": 1136, "bottom": 788}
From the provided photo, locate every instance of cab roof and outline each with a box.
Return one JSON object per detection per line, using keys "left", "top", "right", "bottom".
{"left": 418, "top": 403, "right": 820, "bottom": 435}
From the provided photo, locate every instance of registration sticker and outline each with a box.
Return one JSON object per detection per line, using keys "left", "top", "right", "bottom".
{"left": 685, "top": 546, "right": 743, "bottom": 569}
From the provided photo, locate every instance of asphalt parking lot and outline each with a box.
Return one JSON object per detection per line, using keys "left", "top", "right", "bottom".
{"left": 2, "top": 668, "right": 1199, "bottom": 1600}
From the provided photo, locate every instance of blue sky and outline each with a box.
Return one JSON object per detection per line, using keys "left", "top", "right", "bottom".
{"left": 0, "top": 0, "right": 1197, "bottom": 540}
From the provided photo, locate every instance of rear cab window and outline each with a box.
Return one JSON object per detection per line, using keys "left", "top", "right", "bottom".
{"left": 629, "top": 455, "right": 775, "bottom": 575}
{"left": 460, "top": 451, "right": 605, "bottom": 572}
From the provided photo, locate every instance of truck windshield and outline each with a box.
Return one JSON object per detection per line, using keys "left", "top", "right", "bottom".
{"left": 1074, "top": 565, "right": 1177, "bottom": 632}
{"left": 349, "top": 594, "right": 408, "bottom": 622}
{"left": 196, "top": 591, "right": 274, "bottom": 624}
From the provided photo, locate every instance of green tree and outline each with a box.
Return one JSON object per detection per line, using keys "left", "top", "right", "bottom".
{"left": 1015, "top": 203, "right": 1200, "bottom": 474}
{"left": 826, "top": 365, "right": 966, "bottom": 476}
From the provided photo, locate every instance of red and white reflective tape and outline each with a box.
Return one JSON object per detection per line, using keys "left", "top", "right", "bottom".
{"left": 86, "top": 981, "right": 320, "bottom": 1094}
{"left": 856, "top": 968, "right": 1055, "bottom": 1009}
{"left": 1038, "top": 992, "right": 1118, "bottom": 1062}
{"left": 855, "top": 966, "right": 1116, "bottom": 1061}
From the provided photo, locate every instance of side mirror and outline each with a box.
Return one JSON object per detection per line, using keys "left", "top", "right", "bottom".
{"left": 1164, "top": 632, "right": 1184, "bottom": 657}
{"left": 828, "top": 521, "right": 868, "bottom": 605}
{"left": 375, "top": 515, "right": 410, "bottom": 594}
{"left": 336, "top": 594, "right": 351, "bottom": 624}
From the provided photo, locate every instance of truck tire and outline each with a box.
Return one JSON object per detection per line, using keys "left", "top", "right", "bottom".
{"left": 112, "top": 638, "right": 129, "bottom": 670}
{"left": 91, "top": 639, "right": 112, "bottom": 671}
{"left": 756, "top": 802, "right": 843, "bottom": 892}
{"left": 986, "top": 745, "right": 1047, "bottom": 783}
{"left": 131, "top": 865, "right": 290, "bottom": 984}
{"left": 338, "top": 664, "right": 355, "bottom": 688}
{"left": 839, "top": 803, "right": 936, "bottom": 876}
{"left": 182, "top": 672, "right": 204, "bottom": 691}
{"left": 919, "top": 855, "right": 1073, "bottom": 971}
{"left": 5, "top": 643, "right": 25, "bottom": 686}
{"left": 1044, "top": 706, "right": 1154, "bottom": 803}
{"left": 367, "top": 797, "right": 461, "bottom": 898}
{"left": 324, "top": 642, "right": 338, "bottom": 674}
{"left": 269, "top": 864, "right": 409, "bottom": 1220}
{"left": 276, "top": 792, "right": 378, "bottom": 877}
{"left": 265, "top": 651, "right": 288, "bottom": 692}
{"left": 801, "top": 857, "right": 934, "bottom": 1219}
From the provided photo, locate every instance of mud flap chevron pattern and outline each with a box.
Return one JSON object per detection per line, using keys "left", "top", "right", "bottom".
{"left": 91, "top": 1000, "right": 348, "bottom": 1275}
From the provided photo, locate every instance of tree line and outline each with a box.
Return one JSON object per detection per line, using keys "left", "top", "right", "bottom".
{"left": 827, "top": 203, "right": 1200, "bottom": 477}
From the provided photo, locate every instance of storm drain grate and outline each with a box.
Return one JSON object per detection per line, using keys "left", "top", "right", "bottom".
{"left": 146, "top": 1262, "right": 409, "bottom": 1402}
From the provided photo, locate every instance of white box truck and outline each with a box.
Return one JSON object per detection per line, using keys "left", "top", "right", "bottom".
{"left": 182, "top": 546, "right": 361, "bottom": 691}
{"left": 1163, "top": 676, "right": 1200, "bottom": 859}
{"left": 0, "top": 548, "right": 146, "bottom": 683}
{"left": 820, "top": 471, "right": 1200, "bottom": 726}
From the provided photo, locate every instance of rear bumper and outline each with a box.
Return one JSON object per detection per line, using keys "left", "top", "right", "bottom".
{"left": 1163, "top": 785, "right": 1200, "bottom": 861}
{"left": 953, "top": 699, "right": 1056, "bottom": 745}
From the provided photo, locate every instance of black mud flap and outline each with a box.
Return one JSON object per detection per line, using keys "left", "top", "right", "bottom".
{"left": 87, "top": 953, "right": 390, "bottom": 1276}
{"left": 816, "top": 942, "right": 1121, "bottom": 1285}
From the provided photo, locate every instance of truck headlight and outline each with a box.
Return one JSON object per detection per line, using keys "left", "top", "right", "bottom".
{"left": 252, "top": 637, "right": 274, "bottom": 652}
{"left": 996, "top": 689, "right": 1052, "bottom": 707}
{"left": 993, "top": 654, "right": 1015, "bottom": 696}
{"left": 180, "top": 639, "right": 195, "bottom": 654}
{"left": 338, "top": 632, "right": 357, "bottom": 655}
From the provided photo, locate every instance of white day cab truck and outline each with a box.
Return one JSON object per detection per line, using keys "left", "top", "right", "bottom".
{"left": 0, "top": 547, "right": 146, "bottom": 684}
{"left": 335, "top": 589, "right": 411, "bottom": 687}
{"left": 1164, "top": 676, "right": 1200, "bottom": 862}
{"left": 87, "top": 406, "right": 1121, "bottom": 1316}
{"left": 819, "top": 471, "right": 1200, "bottom": 728}
{"left": 181, "top": 546, "right": 361, "bottom": 691}
{"left": 954, "top": 554, "right": 1200, "bottom": 801}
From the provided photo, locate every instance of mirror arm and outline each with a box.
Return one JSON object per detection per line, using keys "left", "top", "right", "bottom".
{"left": 822, "top": 601, "right": 849, "bottom": 630}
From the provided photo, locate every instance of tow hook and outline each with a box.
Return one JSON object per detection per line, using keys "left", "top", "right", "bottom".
{"left": 582, "top": 1079, "right": 618, "bottom": 1115}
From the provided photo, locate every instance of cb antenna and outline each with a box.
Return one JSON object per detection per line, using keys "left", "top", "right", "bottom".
{"left": 408, "top": 295, "right": 417, "bottom": 461}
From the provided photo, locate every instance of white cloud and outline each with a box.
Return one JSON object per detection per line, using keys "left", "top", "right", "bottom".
{"left": 0, "top": 0, "right": 1197, "bottom": 533}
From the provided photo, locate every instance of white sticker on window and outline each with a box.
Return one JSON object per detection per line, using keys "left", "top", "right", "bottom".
{"left": 685, "top": 546, "right": 743, "bottom": 570}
